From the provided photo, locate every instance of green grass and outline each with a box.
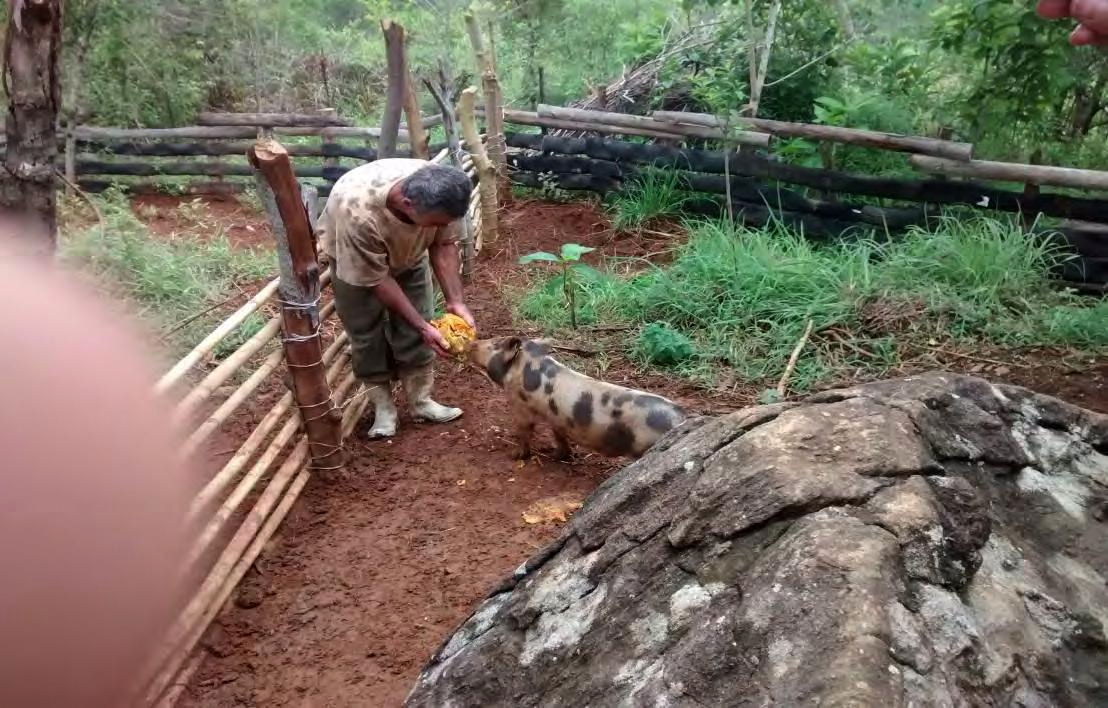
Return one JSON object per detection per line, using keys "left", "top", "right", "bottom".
{"left": 515, "top": 212, "right": 1108, "bottom": 392}
{"left": 606, "top": 169, "right": 694, "bottom": 231}
{"left": 60, "top": 189, "right": 274, "bottom": 357}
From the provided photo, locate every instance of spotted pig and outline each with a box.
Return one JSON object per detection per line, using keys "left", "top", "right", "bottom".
{"left": 468, "top": 336, "right": 686, "bottom": 460}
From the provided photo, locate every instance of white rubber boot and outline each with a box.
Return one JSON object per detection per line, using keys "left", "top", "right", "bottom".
{"left": 403, "top": 366, "right": 462, "bottom": 423}
{"left": 365, "top": 383, "right": 398, "bottom": 439}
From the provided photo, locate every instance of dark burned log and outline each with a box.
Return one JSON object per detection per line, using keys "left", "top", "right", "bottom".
{"left": 78, "top": 179, "right": 250, "bottom": 196}
{"left": 507, "top": 153, "right": 622, "bottom": 180}
{"left": 76, "top": 141, "right": 378, "bottom": 160}
{"left": 74, "top": 159, "right": 354, "bottom": 182}
{"left": 509, "top": 170, "right": 620, "bottom": 193}
{"left": 0, "top": 0, "right": 62, "bottom": 256}
{"left": 507, "top": 133, "right": 1108, "bottom": 224}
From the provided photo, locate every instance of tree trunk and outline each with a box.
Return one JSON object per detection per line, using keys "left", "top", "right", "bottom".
{"left": 379, "top": 20, "right": 407, "bottom": 158}
{"left": 833, "top": 0, "right": 857, "bottom": 40}
{"left": 747, "top": 0, "right": 783, "bottom": 118}
{"left": 1070, "top": 72, "right": 1107, "bottom": 139}
{"left": 1, "top": 0, "right": 63, "bottom": 257}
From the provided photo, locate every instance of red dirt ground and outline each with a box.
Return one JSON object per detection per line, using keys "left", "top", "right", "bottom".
{"left": 131, "top": 193, "right": 273, "bottom": 250}
{"left": 172, "top": 196, "right": 1108, "bottom": 707}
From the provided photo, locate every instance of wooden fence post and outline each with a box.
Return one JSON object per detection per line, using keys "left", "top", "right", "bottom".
{"left": 459, "top": 87, "right": 498, "bottom": 246}
{"left": 379, "top": 20, "right": 406, "bottom": 158}
{"left": 538, "top": 66, "right": 547, "bottom": 136}
{"left": 0, "top": 0, "right": 62, "bottom": 257}
{"left": 425, "top": 65, "right": 477, "bottom": 280}
{"left": 465, "top": 13, "right": 507, "bottom": 196}
{"left": 248, "top": 138, "right": 344, "bottom": 472}
{"left": 399, "top": 27, "right": 429, "bottom": 160}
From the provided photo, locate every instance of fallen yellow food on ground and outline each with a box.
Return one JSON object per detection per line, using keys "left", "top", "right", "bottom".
{"left": 522, "top": 495, "right": 584, "bottom": 525}
{"left": 431, "top": 313, "right": 476, "bottom": 356}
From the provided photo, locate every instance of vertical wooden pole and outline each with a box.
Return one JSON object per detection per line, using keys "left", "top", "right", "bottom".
{"left": 538, "top": 66, "right": 547, "bottom": 136}
{"left": 0, "top": 0, "right": 62, "bottom": 257}
{"left": 465, "top": 13, "right": 507, "bottom": 196}
{"left": 748, "top": 0, "right": 782, "bottom": 118}
{"left": 248, "top": 139, "right": 344, "bottom": 471}
{"left": 459, "top": 87, "right": 498, "bottom": 246}
{"left": 398, "top": 25, "right": 429, "bottom": 160}
{"left": 64, "top": 119, "right": 76, "bottom": 195}
{"left": 425, "top": 66, "right": 476, "bottom": 280}
{"left": 379, "top": 20, "right": 406, "bottom": 158}
{"left": 321, "top": 130, "right": 340, "bottom": 205}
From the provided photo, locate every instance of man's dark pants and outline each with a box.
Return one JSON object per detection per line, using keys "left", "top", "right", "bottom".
{"left": 331, "top": 255, "right": 434, "bottom": 385}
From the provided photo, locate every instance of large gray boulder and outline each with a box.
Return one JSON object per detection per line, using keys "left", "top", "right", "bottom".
{"left": 406, "top": 373, "right": 1108, "bottom": 707}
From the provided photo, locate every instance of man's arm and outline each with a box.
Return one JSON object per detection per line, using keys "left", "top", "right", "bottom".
{"left": 371, "top": 276, "right": 451, "bottom": 355}
{"left": 428, "top": 240, "right": 475, "bottom": 329}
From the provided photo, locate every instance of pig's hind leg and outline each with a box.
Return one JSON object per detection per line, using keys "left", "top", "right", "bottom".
{"left": 552, "top": 429, "right": 573, "bottom": 461}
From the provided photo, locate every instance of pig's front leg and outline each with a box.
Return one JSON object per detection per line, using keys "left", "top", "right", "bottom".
{"left": 512, "top": 414, "right": 536, "bottom": 460}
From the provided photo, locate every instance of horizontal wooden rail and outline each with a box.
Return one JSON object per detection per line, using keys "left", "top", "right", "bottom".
{"left": 74, "top": 159, "right": 349, "bottom": 182}
{"left": 910, "top": 155, "right": 1108, "bottom": 192}
{"left": 70, "top": 125, "right": 410, "bottom": 142}
{"left": 651, "top": 110, "right": 974, "bottom": 162}
{"left": 198, "top": 111, "right": 352, "bottom": 127}
{"left": 535, "top": 104, "right": 771, "bottom": 147}
{"left": 77, "top": 140, "right": 378, "bottom": 160}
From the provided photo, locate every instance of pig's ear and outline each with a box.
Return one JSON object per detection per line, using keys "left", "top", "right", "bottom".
{"left": 500, "top": 336, "right": 523, "bottom": 362}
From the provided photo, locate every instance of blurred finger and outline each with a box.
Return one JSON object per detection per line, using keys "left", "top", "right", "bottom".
{"left": 1071, "top": 23, "right": 1108, "bottom": 44}
{"left": 1037, "top": 0, "right": 1072, "bottom": 17}
{"left": 1072, "top": 0, "right": 1108, "bottom": 33}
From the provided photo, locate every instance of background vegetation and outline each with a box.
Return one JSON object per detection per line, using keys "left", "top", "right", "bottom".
{"left": 44, "top": 0, "right": 1108, "bottom": 389}
{"left": 55, "top": 0, "right": 1108, "bottom": 168}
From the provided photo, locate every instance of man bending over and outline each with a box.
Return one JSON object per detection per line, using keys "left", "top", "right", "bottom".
{"left": 318, "top": 159, "right": 476, "bottom": 439}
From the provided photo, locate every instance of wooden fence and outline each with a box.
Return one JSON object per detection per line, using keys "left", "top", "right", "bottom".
{"left": 133, "top": 139, "right": 490, "bottom": 706}
{"left": 45, "top": 100, "right": 1108, "bottom": 290}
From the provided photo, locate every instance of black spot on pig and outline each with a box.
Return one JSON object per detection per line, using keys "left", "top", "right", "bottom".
{"left": 549, "top": 399, "right": 559, "bottom": 415}
{"left": 646, "top": 408, "right": 676, "bottom": 433}
{"left": 524, "top": 340, "right": 551, "bottom": 357}
{"left": 573, "top": 392, "right": 594, "bottom": 427}
{"left": 486, "top": 353, "right": 511, "bottom": 384}
{"left": 612, "top": 408, "right": 623, "bottom": 418}
{"left": 613, "top": 393, "right": 634, "bottom": 407}
{"left": 602, "top": 422, "right": 636, "bottom": 456}
{"left": 522, "top": 362, "right": 542, "bottom": 392}
{"left": 601, "top": 393, "right": 611, "bottom": 406}
{"left": 634, "top": 394, "right": 669, "bottom": 409}
{"left": 538, "top": 358, "right": 560, "bottom": 379}
{"left": 544, "top": 382, "right": 554, "bottom": 395}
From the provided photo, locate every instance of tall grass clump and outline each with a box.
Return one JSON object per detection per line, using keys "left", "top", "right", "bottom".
{"left": 60, "top": 190, "right": 273, "bottom": 356}
{"left": 606, "top": 169, "right": 692, "bottom": 231}
{"left": 515, "top": 211, "right": 1108, "bottom": 392}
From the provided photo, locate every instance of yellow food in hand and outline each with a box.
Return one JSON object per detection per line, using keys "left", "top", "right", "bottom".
{"left": 431, "top": 313, "right": 476, "bottom": 356}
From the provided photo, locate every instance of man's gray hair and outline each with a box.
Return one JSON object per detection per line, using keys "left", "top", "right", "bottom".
{"left": 399, "top": 164, "right": 473, "bottom": 219}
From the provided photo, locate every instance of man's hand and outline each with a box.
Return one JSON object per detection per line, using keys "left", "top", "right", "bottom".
{"left": 1038, "top": 0, "right": 1108, "bottom": 45}
{"left": 420, "top": 322, "right": 453, "bottom": 358}
{"left": 446, "top": 301, "right": 476, "bottom": 330}
{"left": 429, "top": 240, "right": 476, "bottom": 329}
{"left": 372, "top": 276, "right": 450, "bottom": 357}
